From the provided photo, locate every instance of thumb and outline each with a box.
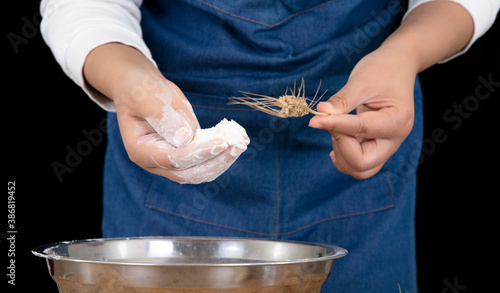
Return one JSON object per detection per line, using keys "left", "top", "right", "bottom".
{"left": 168, "top": 80, "right": 200, "bottom": 133}
{"left": 146, "top": 107, "right": 194, "bottom": 148}
{"left": 146, "top": 81, "right": 199, "bottom": 148}
{"left": 316, "top": 82, "right": 362, "bottom": 115}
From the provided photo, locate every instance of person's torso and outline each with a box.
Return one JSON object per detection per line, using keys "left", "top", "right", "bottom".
{"left": 106, "top": 0, "right": 418, "bottom": 237}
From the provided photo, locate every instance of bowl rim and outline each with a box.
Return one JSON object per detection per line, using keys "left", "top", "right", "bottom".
{"left": 32, "top": 236, "right": 348, "bottom": 266}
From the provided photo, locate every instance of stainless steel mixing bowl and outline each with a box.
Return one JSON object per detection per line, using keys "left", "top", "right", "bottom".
{"left": 33, "top": 237, "right": 347, "bottom": 292}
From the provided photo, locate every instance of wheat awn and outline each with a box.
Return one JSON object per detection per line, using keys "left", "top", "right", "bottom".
{"left": 229, "top": 79, "right": 328, "bottom": 118}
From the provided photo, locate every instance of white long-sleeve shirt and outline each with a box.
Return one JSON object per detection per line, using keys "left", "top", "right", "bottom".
{"left": 40, "top": 0, "right": 500, "bottom": 112}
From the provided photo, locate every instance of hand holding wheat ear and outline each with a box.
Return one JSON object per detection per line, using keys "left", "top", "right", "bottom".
{"left": 229, "top": 79, "right": 328, "bottom": 118}
{"left": 309, "top": 46, "right": 416, "bottom": 180}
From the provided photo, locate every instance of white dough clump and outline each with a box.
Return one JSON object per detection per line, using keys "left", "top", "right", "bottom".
{"left": 192, "top": 118, "right": 249, "bottom": 146}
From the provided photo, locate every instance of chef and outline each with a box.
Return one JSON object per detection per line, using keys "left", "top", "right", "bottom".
{"left": 40, "top": 0, "right": 499, "bottom": 291}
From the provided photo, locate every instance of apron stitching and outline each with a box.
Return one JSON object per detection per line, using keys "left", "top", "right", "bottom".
{"left": 192, "top": 104, "right": 255, "bottom": 112}
{"left": 281, "top": 204, "right": 396, "bottom": 235}
{"left": 387, "top": 156, "right": 396, "bottom": 204}
{"left": 194, "top": 0, "right": 341, "bottom": 28}
{"left": 269, "top": 0, "right": 341, "bottom": 27}
{"left": 147, "top": 202, "right": 396, "bottom": 236}
{"left": 147, "top": 204, "right": 277, "bottom": 236}
{"left": 144, "top": 177, "right": 157, "bottom": 208}
{"left": 195, "top": 0, "right": 273, "bottom": 27}
{"left": 274, "top": 118, "right": 281, "bottom": 235}
{"left": 386, "top": 155, "right": 397, "bottom": 205}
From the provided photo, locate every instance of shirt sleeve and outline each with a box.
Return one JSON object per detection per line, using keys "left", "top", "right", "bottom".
{"left": 40, "top": 0, "right": 155, "bottom": 112}
{"left": 406, "top": 0, "right": 500, "bottom": 63}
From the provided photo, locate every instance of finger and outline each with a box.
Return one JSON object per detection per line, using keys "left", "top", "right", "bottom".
{"left": 131, "top": 80, "right": 198, "bottom": 148}
{"left": 330, "top": 148, "right": 383, "bottom": 179}
{"left": 168, "top": 119, "right": 250, "bottom": 169}
{"left": 315, "top": 79, "right": 367, "bottom": 115}
{"left": 157, "top": 144, "right": 247, "bottom": 184}
{"left": 310, "top": 108, "right": 405, "bottom": 139}
{"left": 328, "top": 144, "right": 349, "bottom": 175}
{"left": 167, "top": 138, "right": 228, "bottom": 170}
{"left": 330, "top": 136, "right": 385, "bottom": 179}
{"left": 119, "top": 116, "right": 181, "bottom": 170}
{"left": 137, "top": 123, "right": 231, "bottom": 170}
{"left": 118, "top": 116, "right": 226, "bottom": 171}
{"left": 331, "top": 133, "right": 396, "bottom": 174}
{"left": 146, "top": 106, "right": 195, "bottom": 148}
{"left": 168, "top": 80, "right": 200, "bottom": 131}
{"left": 148, "top": 82, "right": 198, "bottom": 148}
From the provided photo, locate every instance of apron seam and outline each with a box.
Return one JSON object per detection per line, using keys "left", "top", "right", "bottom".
{"left": 386, "top": 155, "right": 397, "bottom": 205}
{"left": 145, "top": 202, "right": 396, "bottom": 237}
{"left": 144, "top": 176, "right": 157, "bottom": 209}
{"left": 191, "top": 104, "right": 255, "bottom": 112}
{"left": 194, "top": 0, "right": 341, "bottom": 28}
{"left": 274, "top": 118, "right": 280, "bottom": 235}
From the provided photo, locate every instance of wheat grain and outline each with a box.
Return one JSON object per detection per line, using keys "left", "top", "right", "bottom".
{"left": 229, "top": 79, "right": 328, "bottom": 118}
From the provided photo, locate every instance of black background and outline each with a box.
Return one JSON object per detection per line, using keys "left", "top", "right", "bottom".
{"left": 4, "top": 1, "right": 499, "bottom": 292}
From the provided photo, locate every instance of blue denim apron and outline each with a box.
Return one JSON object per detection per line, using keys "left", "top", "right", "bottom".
{"left": 102, "top": 0, "right": 422, "bottom": 292}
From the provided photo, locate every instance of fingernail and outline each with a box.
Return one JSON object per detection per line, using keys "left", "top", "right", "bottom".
{"left": 172, "top": 127, "right": 192, "bottom": 147}
{"left": 318, "top": 101, "right": 335, "bottom": 114}
{"left": 211, "top": 142, "right": 228, "bottom": 155}
{"left": 230, "top": 145, "right": 246, "bottom": 156}
{"left": 235, "top": 143, "right": 248, "bottom": 151}
{"left": 308, "top": 121, "right": 320, "bottom": 128}
{"left": 329, "top": 150, "right": 337, "bottom": 163}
